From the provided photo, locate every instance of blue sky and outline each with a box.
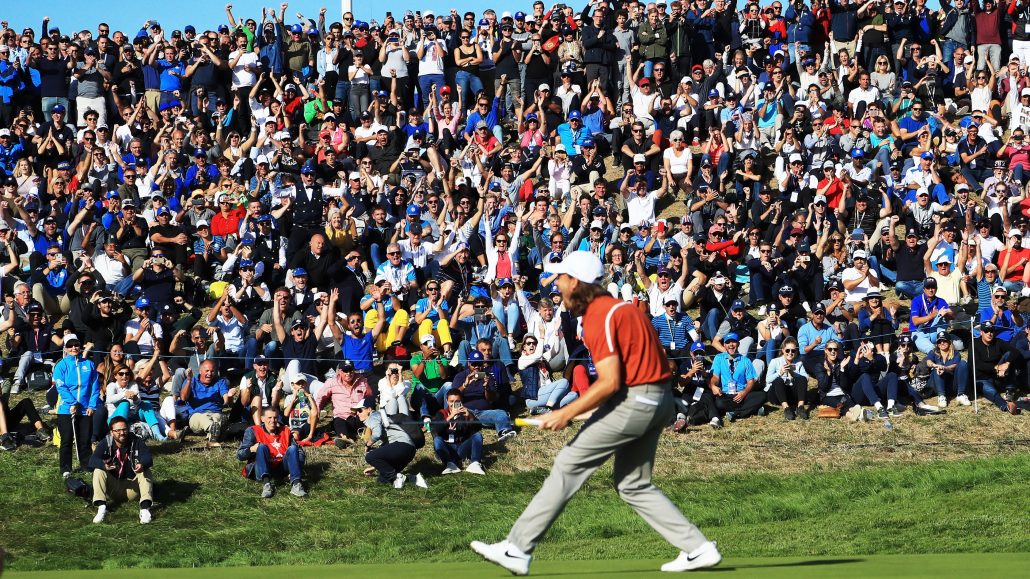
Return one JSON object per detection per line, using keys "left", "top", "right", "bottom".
{"left": 5, "top": 0, "right": 944, "bottom": 38}
{"left": 3, "top": 1, "right": 483, "bottom": 37}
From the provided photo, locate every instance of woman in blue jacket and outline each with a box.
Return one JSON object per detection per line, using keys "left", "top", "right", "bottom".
{"left": 54, "top": 334, "right": 101, "bottom": 477}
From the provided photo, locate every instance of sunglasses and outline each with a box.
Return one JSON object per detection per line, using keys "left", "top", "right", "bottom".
{"left": 825, "top": 347, "right": 840, "bottom": 352}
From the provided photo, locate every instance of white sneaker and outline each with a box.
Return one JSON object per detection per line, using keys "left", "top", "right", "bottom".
{"left": 938, "top": 396, "right": 948, "bottom": 408}
{"left": 470, "top": 540, "right": 532, "bottom": 576}
{"left": 956, "top": 394, "right": 971, "bottom": 406}
{"left": 92, "top": 505, "right": 107, "bottom": 524}
{"left": 442, "top": 462, "right": 461, "bottom": 475}
{"left": 508, "top": 336, "right": 517, "bottom": 351}
{"left": 466, "top": 461, "right": 486, "bottom": 475}
{"left": 139, "top": 508, "right": 152, "bottom": 524}
{"left": 661, "top": 541, "right": 722, "bottom": 572}
{"left": 414, "top": 472, "right": 429, "bottom": 489}
{"left": 393, "top": 473, "right": 406, "bottom": 489}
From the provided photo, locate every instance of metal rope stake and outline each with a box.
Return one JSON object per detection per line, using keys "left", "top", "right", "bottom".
{"left": 970, "top": 318, "right": 979, "bottom": 415}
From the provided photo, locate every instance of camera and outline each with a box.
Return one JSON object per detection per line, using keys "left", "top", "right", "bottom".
{"left": 474, "top": 306, "right": 487, "bottom": 317}
{"left": 450, "top": 400, "right": 462, "bottom": 409}
{"left": 389, "top": 368, "right": 399, "bottom": 375}
{"left": 474, "top": 371, "right": 487, "bottom": 381}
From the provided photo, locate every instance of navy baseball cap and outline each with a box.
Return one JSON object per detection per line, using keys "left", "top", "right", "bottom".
{"left": 690, "top": 341, "right": 706, "bottom": 352}
{"left": 292, "top": 268, "right": 308, "bottom": 277}
{"left": 468, "top": 350, "right": 485, "bottom": 363}
{"left": 731, "top": 300, "right": 746, "bottom": 311}
{"left": 406, "top": 204, "right": 422, "bottom": 217}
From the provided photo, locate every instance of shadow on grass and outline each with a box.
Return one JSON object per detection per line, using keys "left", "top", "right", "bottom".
{"left": 530, "top": 558, "right": 864, "bottom": 576}
{"left": 304, "top": 461, "right": 333, "bottom": 486}
{"left": 154, "top": 479, "right": 201, "bottom": 512}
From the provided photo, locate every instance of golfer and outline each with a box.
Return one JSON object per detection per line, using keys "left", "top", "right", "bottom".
{"left": 471, "top": 251, "right": 721, "bottom": 575}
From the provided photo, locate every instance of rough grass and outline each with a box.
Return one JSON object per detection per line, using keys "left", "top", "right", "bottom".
{"left": 1, "top": 414, "right": 1028, "bottom": 572}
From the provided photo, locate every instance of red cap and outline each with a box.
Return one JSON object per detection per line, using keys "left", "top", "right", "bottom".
{"left": 637, "top": 78, "right": 651, "bottom": 87}
{"left": 440, "top": 85, "right": 452, "bottom": 94}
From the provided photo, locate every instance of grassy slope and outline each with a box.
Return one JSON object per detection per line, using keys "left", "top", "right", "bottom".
{"left": 1, "top": 443, "right": 1028, "bottom": 572}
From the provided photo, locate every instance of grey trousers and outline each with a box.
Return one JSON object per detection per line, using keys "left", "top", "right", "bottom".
{"left": 507, "top": 383, "right": 709, "bottom": 554}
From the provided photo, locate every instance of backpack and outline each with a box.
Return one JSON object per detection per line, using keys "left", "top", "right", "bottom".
{"left": 380, "top": 410, "right": 425, "bottom": 449}
{"left": 27, "top": 369, "right": 52, "bottom": 391}
{"left": 64, "top": 476, "right": 92, "bottom": 502}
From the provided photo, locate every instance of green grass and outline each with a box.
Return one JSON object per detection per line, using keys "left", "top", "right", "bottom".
{"left": 1, "top": 443, "right": 1028, "bottom": 573}
{"left": 6, "top": 554, "right": 1030, "bottom": 578}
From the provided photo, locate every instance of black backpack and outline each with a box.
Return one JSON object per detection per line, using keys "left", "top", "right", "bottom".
{"left": 380, "top": 410, "right": 425, "bottom": 449}
{"left": 64, "top": 476, "right": 91, "bottom": 502}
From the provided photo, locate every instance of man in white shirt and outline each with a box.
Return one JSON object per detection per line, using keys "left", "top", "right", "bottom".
{"left": 841, "top": 249, "right": 881, "bottom": 303}
{"left": 623, "top": 172, "right": 670, "bottom": 227}
{"left": 92, "top": 236, "right": 135, "bottom": 295}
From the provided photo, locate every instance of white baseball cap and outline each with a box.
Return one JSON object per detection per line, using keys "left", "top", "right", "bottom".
{"left": 544, "top": 251, "right": 605, "bottom": 284}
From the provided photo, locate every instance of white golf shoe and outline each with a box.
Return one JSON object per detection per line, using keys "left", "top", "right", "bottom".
{"left": 470, "top": 540, "right": 532, "bottom": 576}
{"left": 661, "top": 541, "right": 722, "bottom": 572}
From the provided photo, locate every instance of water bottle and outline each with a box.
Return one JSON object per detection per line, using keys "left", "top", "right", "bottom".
{"left": 883, "top": 418, "right": 893, "bottom": 431}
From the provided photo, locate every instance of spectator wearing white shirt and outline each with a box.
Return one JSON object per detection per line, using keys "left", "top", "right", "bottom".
{"left": 622, "top": 167, "right": 670, "bottom": 227}
{"left": 841, "top": 249, "right": 881, "bottom": 304}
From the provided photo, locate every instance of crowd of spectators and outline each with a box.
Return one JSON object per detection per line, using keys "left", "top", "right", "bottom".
{"left": 3, "top": 0, "right": 1030, "bottom": 520}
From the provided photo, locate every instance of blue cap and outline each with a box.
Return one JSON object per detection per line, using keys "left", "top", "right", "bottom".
{"left": 240, "top": 234, "right": 255, "bottom": 246}
{"left": 193, "top": 147, "right": 206, "bottom": 157}
{"left": 290, "top": 24, "right": 303, "bottom": 34}
{"left": 256, "top": 214, "right": 272, "bottom": 223}
{"left": 708, "top": 89, "right": 720, "bottom": 98}
{"left": 514, "top": 11, "right": 526, "bottom": 19}
{"left": 134, "top": 297, "right": 150, "bottom": 309}
{"left": 292, "top": 268, "right": 308, "bottom": 277}
{"left": 489, "top": 182, "right": 502, "bottom": 191}
{"left": 468, "top": 350, "right": 485, "bottom": 363}
{"left": 56, "top": 162, "right": 72, "bottom": 170}
{"left": 690, "top": 341, "right": 706, "bottom": 352}
{"left": 731, "top": 299, "right": 746, "bottom": 311}
{"left": 239, "top": 258, "right": 254, "bottom": 269}
{"left": 568, "top": 110, "right": 582, "bottom": 120}
{"left": 105, "top": 192, "right": 120, "bottom": 200}
{"left": 300, "top": 164, "right": 316, "bottom": 174}
{"left": 184, "top": 25, "right": 196, "bottom": 33}
{"left": 158, "top": 100, "right": 182, "bottom": 112}
{"left": 156, "top": 207, "right": 170, "bottom": 215}
{"left": 218, "top": 24, "right": 230, "bottom": 32}
{"left": 920, "top": 151, "right": 935, "bottom": 160}
{"left": 406, "top": 204, "right": 422, "bottom": 216}
{"left": 525, "top": 113, "right": 538, "bottom": 121}
{"left": 724, "top": 332, "right": 740, "bottom": 343}
{"left": 497, "top": 277, "right": 514, "bottom": 287}
{"left": 52, "top": 104, "right": 66, "bottom": 114}
{"left": 376, "top": 90, "right": 389, "bottom": 98}
{"left": 850, "top": 147, "right": 865, "bottom": 158}
{"left": 581, "top": 137, "right": 595, "bottom": 148}
{"left": 478, "top": 18, "right": 490, "bottom": 26}
{"left": 454, "top": 241, "right": 470, "bottom": 252}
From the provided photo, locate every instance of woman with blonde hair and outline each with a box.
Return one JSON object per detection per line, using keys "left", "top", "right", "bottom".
{"left": 324, "top": 206, "right": 358, "bottom": 255}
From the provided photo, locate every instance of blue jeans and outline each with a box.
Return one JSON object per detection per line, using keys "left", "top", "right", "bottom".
{"left": 418, "top": 73, "right": 445, "bottom": 108}
{"left": 1002, "top": 280, "right": 1025, "bottom": 295}
{"left": 895, "top": 280, "right": 924, "bottom": 299}
{"left": 879, "top": 265, "right": 897, "bottom": 284}
{"left": 456, "top": 337, "right": 513, "bottom": 367}
{"left": 411, "top": 384, "right": 448, "bottom": 418}
{"left": 492, "top": 301, "right": 520, "bottom": 336}
{"left": 334, "top": 80, "right": 351, "bottom": 119}
{"left": 849, "top": 374, "right": 882, "bottom": 406}
{"left": 469, "top": 407, "right": 512, "bottom": 434}
{"left": 109, "top": 276, "right": 136, "bottom": 296}
{"left": 702, "top": 309, "right": 723, "bottom": 341}
{"left": 433, "top": 431, "right": 483, "bottom": 464}
{"left": 244, "top": 339, "right": 280, "bottom": 371}
{"left": 253, "top": 443, "right": 305, "bottom": 483}
{"left": 525, "top": 378, "right": 577, "bottom": 410}
{"left": 41, "top": 97, "right": 70, "bottom": 117}
{"left": 455, "top": 70, "right": 483, "bottom": 109}
{"left": 941, "top": 40, "right": 965, "bottom": 69}
{"left": 369, "top": 242, "right": 386, "bottom": 271}
{"left": 976, "top": 379, "right": 1012, "bottom": 411}
{"left": 929, "top": 360, "right": 969, "bottom": 397}
{"left": 874, "top": 373, "right": 899, "bottom": 404}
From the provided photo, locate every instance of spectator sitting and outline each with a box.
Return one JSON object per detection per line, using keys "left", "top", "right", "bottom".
{"left": 318, "top": 359, "right": 371, "bottom": 448}
{"left": 708, "top": 333, "right": 766, "bottom": 423}
{"left": 88, "top": 416, "right": 154, "bottom": 524}
{"left": 433, "top": 389, "right": 485, "bottom": 475}
{"left": 448, "top": 350, "right": 516, "bottom": 441}
{"left": 180, "top": 359, "right": 235, "bottom": 446}
{"left": 516, "top": 336, "right": 577, "bottom": 414}
{"left": 237, "top": 407, "right": 307, "bottom": 498}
